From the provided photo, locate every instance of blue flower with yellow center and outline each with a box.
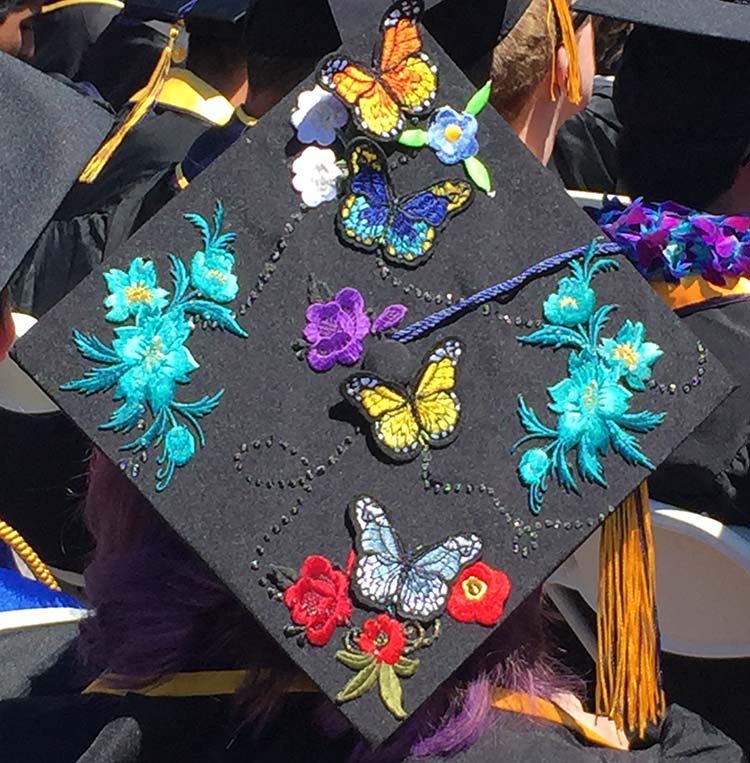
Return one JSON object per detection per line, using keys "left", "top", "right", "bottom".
{"left": 599, "top": 320, "right": 663, "bottom": 391}
{"left": 426, "top": 107, "right": 479, "bottom": 165}
{"left": 103, "top": 257, "right": 169, "bottom": 322}
{"left": 190, "top": 249, "right": 239, "bottom": 303}
{"left": 543, "top": 277, "right": 595, "bottom": 327}
{"left": 112, "top": 311, "right": 198, "bottom": 412}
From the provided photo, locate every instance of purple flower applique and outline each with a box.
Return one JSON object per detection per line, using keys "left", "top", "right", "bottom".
{"left": 371, "top": 304, "right": 407, "bottom": 334}
{"left": 304, "top": 288, "right": 371, "bottom": 372}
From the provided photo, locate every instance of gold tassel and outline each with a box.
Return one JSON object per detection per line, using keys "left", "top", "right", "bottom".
{"left": 78, "top": 24, "right": 181, "bottom": 184}
{"left": 595, "top": 480, "right": 666, "bottom": 739}
{"left": 546, "top": 0, "right": 582, "bottom": 105}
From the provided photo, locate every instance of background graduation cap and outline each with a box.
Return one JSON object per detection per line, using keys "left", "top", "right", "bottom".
{"left": 13, "top": 0, "right": 734, "bottom": 748}
{"left": 574, "top": 0, "right": 750, "bottom": 43}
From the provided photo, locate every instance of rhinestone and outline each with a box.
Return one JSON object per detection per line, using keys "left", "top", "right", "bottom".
{"left": 266, "top": 480, "right": 273, "bottom": 489}
{"left": 281, "top": 516, "right": 289, "bottom": 525}
{"left": 290, "top": 505, "right": 299, "bottom": 516}
{"left": 344, "top": 436, "right": 353, "bottom": 445}
{"left": 234, "top": 453, "right": 242, "bottom": 461}
{"left": 256, "top": 546, "right": 265, "bottom": 556}
{"left": 668, "top": 383, "right": 677, "bottom": 394}
{"left": 481, "top": 304, "right": 491, "bottom": 316}
{"left": 119, "top": 460, "right": 129, "bottom": 471}
{"left": 327, "top": 455, "right": 336, "bottom": 465}
{"left": 553, "top": 520, "right": 561, "bottom": 529}
{"left": 434, "top": 295, "right": 442, "bottom": 304}
{"left": 648, "top": 379, "right": 658, "bottom": 389}
{"left": 415, "top": 288, "right": 423, "bottom": 298}
{"left": 466, "top": 484, "right": 474, "bottom": 494}
{"left": 255, "top": 478, "right": 262, "bottom": 487}
{"left": 443, "top": 483, "right": 452, "bottom": 494}
{"left": 305, "top": 469, "right": 314, "bottom": 481}
{"left": 240, "top": 443, "right": 248, "bottom": 453}
{"left": 479, "top": 484, "right": 486, "bottom": 493}
{"left": 253, "top": 440, "right": 261, "bottom": 449}
{"left": 403, "top": 285, "right": 412, "bottom": 293}
{"left": 691, "top": 376, "right": 700, "bottom": 386}
{"left": 235, "top": 463, "right": 243, "bottom": 472}
{"left": 265, "top": 437, "right": 274, "bottom": 448}
{"left": 683, "top": 384, "right": 691, "bottom": 393}
{"left": 130, "top": 464, "right": 140, "bottom": 478}
{"left": 544, "top": 519, "right": 553, "bottom": 528}
{"left": 697, "top": 367, "right": 705, "bottom": 377}
{"left": 530, "top": 541, "right": 538, "bottom": 550}
{"left": 250, "top": 560, "right": 259, "bottom": 571}
{"left": 277, "top": 239, "right": 287, "bottom": 251}
{"left": 315, "top": 465, "right": 326, "bottom": 476}
{"left": 487, "top": 487, "right": 495, "bottom": 496}
{"left": 272, "top": 525, "right": 281, "bottom": 534}
{"left": 521, "top": 547, "right": 529, "bottom": 558}
{"left": 391, "top": 277, "right": 402, "bottom": 287}
{"left": 239, "top": 305, "right": 247, "bottom": 315}
{"left": 277, "top": 479, "right": 284, "bottom": 489}
{"left": 574, "top": 520, "right": 582, "bottom": 529}
{"left": 301, "top": 456, "right": 310, "bottom": 466}
{"left": 263, "top": 533, "right": 271, "bottom": 542}
{"left": 284, "top": 222, "right": 294, "bottom": 234}
{"left": 291, "top": 447, "right": 299, "bottom": 455}
{"left": 139, "top": 451, "right": 148, "bottom": 463}
{"left": 534, "top": 521, "right": 541, "bottom": 529}
{"left": 423, "top": 292, "right": 432, "bottom": 302}
{"left": 563, "top": 522, "right": 572, "bottom": 530}
{"left": 257, "top": 577, "right": 267, "bottom": 587}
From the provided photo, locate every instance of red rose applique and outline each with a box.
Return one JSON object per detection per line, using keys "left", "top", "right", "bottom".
{"left": 356, "top": 614, "right": 405, "bottom": 665}
{"left": 446, "top": 561, "right": 511, "bottom": 626}
{"left": 283, "top": 555, "right": 352, "bottom": 646}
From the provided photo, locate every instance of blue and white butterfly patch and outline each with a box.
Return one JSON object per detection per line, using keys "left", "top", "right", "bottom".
{"left": 349, "top": 495, "right": 482, "bottom": 622}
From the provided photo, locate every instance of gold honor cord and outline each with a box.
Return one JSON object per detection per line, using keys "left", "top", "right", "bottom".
{"left": 0, "top": 519, "right": 60, "bottom": 591}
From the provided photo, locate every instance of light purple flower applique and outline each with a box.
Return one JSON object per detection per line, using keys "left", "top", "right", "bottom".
{"left": 304, "top": 288, "right": 371, "bottom": 372}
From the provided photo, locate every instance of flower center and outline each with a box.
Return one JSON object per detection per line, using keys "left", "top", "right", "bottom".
{"left": 558, "top": 296, "right": 578, "bottom": 309}
{"left": 142, "top": 336, "right": 165, "bottom": 370}
{"left": 374, "top": 632, "right": 389, "bottom": 648}
{"left": 612, "top": 342, "right": 639, "bottom": 370}
{"left": 462, "top": 575, "right": 488, "bottom": 601}
{"left": 444, "top": 124, "right": 463, "bottom": 143}
{"left": 206, "top": 268, "right": 226, "bottom": 284}
{"left": 301, "top": 591, "right": 322, "bottom": 615}
{"left": 124, "top": 283, "right": 152, "bottom": 304}
{"left": 582, "top": 380, "right": 599, "bottom": 413}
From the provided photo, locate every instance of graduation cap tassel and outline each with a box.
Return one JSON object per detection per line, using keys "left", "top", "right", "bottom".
{"left": 0, "top": 519, "right": 60, "bottom": 591}
{"left": 547, "top": 0, "right": 582, "bottom": 105}
{"left": 595, "top": 480, "right": 666, "bottom": 740}
{"left": 78, "top": 24, "right": 181, "bottom": 184}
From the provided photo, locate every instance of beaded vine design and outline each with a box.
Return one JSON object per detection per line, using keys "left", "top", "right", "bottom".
{"left": 62, "top": 201, "right": 247, "bottom": 491}
{"left": 513, "top": 243, "right": 666, "bottom": 514}
{"left": 265, "top": 495, "right": 510, "bottom": 720}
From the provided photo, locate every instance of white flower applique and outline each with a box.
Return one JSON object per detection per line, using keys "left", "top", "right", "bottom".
{"left": 291, "top": 85, "right": 348, "bottom": 146}
{"left": 292, "top": 147, "right": 344, "bottom": 208}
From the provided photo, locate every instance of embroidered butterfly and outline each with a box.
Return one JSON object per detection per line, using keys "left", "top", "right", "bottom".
{"left": 341, "top": 337, "right": 463, "bottom": 462}
{"left": 318, "top": 0, "right": 437, "bottom": 141}
{"left": 337, "top": 140, "right": 473, "bottom": 268}
{"left": 350, "top": 495, "right": 483, "bottom": 622}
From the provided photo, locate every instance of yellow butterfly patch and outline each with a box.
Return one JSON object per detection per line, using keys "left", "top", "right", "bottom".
{"left": 340, "top": 338, "right": 463, "bottom": 461}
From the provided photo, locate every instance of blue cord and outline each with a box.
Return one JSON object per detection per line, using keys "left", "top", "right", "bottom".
{"left": 391, "top": 239, "right": 624, "bottom": 344}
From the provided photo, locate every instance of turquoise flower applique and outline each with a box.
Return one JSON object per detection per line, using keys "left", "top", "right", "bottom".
{"left": 186, "top": 202, "right": 239, "bottom": 303}
{"left": 61, "top": 200, "right": 247, "bottom": 492}
{"left": 398, "top": 81, "right": 494, "bottom": 195}
{"left": 103, "top": 257, "right": 169, "bottom": 322}
{"left": 514, "top": 242, "right": 666, "bottom": 514}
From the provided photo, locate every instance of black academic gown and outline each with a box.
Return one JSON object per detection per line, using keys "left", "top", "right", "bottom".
{"left": 553, "top": 76, "right": 622, "bottom": 195}
{"left": 31, "top": 3, "right": 120, "bottom": 80}
{"left": 647, "top": 299, "right": 750, "bottom": 526}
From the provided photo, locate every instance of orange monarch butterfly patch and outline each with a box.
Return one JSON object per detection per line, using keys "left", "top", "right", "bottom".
{"left": 318, "top": 0, "right": 438, "bottom": 141}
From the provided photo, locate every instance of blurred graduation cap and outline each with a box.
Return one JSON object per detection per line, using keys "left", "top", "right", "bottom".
{"left": 13, "top": 0, "right": 734, "bottom": 748}
{"left": 574, "top": 0, "right": 750, "bottom": 43}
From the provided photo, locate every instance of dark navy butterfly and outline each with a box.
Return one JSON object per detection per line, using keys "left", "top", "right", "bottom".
{"left": 337, "top": 139, "right": 473, "bottom": 268}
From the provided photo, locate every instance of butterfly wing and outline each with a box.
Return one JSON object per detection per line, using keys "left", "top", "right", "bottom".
{"left": 398, "top": 533, "right": 483, "bottom": 621}
{"left": 412, "top": 338, "right": 464, "bottom": 449}
{"left": 341, "top": 373, "right": 422, "bottom": 461}
{"left": 337, "top": 141, "right": 392, "bottom": 253}
{"left": 350, "top": 495, "right": 406, "bottom": 611}
{"left": 383, "top": 180, "right": 473, "bottom": 267}
{"left": 318, "top": 55, "right": 404, "bottom": 140}
{"left": 376, "top": 0, "right": 437, "bottom": 116}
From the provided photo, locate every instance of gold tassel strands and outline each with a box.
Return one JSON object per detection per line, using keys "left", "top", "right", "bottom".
{"left": 595, "top": 480, "right": 666, "bottom": 739}
{"left": 546, "top": 0, "right": 582, "bottom": 105}
{"left": 78, "top": 24, "right": 182, "bottom": 184}
{"left": 0, "top": 519, "right": 60, "bottom": 591}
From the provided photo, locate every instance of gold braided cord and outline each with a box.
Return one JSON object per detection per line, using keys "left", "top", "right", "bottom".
{"left": 596, "top": 481, "right": 665, "bottom": 739}
{"left": 0, "top": 519, "right": 61, "bottom": 591}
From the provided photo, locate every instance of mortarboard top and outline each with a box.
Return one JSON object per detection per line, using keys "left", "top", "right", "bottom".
{"left": 574, "top": 0, "right": 750, "bottom": 44}
{"left": 13, "top": 0, "right": 734, "bottom": 748}
{"left": 123, "top": 0, "right": 255, "bottom": 26}
{"left": 0, "top": 51, "right": 113, "bottom": 294}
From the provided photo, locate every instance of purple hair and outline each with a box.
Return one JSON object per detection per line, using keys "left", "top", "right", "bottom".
{"left": 80, "top": 450, "right": 583, "bottom": 759}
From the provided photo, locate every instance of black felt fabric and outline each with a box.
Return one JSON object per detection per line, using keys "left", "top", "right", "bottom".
{"left": 30, "top": 4, "right": 120, "bottom": 79}
{"left": 647, "top": 300, "right": 750, "bottom": 525}
{"left": 12, "top": 6, "right": 734, "bottom": 748}
{"left": 125, "top": 0, "right": 254, "bottom": 25}
{"left": 553, "top": 76, "right": 621, "bottom": 194}
{"left": 575, "top": 0, "right": 750, "bottom": 43}
{"left": 0, "top": 52, "right": 112, "bottom": 292}
{"left": 410, "top": 705, "right": 747, "bottom": 762}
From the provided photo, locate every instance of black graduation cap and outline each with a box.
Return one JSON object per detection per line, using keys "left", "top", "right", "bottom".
{"left": 0, "top": 51, "right": 113, "bottom": 293}
{"left": 574, "top": 0, "right": 750, "bottom": 44}
{"left": 124, "top": 0, "right": 254, "bottom": 26}
{"left": 12, "top": 0, "right": 734, "bottom": 748}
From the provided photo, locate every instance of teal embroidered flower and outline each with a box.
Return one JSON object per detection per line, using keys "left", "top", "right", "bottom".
{"left": 186, "top": 201, "right": 239, "bottom": 303}
{"left": 398, "top": 81, "right": 494, "bottom": 195}
{"left": 514, "top": 242, "right": 666, "bottom": 514}
{"left": 599, "top": 320, "right": 663, "bottom": 391}
{"left": 62, "top": 200, "right": 247, "bottom": 492}
{"left": 103, "top": 257, "right": 169, "bottom": 322}
{"left": 543, "top": 277, "right": 595, "bottom": 327}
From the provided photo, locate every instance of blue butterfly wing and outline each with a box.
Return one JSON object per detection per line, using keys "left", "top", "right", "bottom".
{"left": 398, "top": 534, "right": 483, "bottom": 621}
{"left": 338, "top": 142, "right": 392, "bottom": 252}
{"left": 383, "top": 180, "right": 473, "bottom": 267}
{"left": 350, "top": 496, "right": 406, "bottom": 611}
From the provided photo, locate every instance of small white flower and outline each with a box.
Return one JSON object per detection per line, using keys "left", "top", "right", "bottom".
{"left": 292, "top": 146, "right": 344, "bottom": 208}
{"left": 291, "top": 85, "right": 348, "bottom": 146}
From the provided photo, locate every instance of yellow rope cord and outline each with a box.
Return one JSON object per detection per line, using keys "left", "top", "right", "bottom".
{"left": 0, "top": 520, "right": 60, "bottom": 592}
{"left": 546, "top": 0, "right": 582, "bottom": 105}
{"left": 595, "top": 481, "right": 665, "bottom": 739}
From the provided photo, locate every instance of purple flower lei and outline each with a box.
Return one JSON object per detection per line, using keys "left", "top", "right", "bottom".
{"left": 592, "top": 198, "right": 750, "bottom": 286}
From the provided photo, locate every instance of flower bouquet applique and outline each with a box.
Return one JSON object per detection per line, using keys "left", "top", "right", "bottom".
{"left": 513, "top": 242, "right": 666, "bottom": 514}
{"left": 62, "top": 201, "right": 247, "bottom": 491}
{"left": 269, "top": 495, "right": 511, "bottom": 720}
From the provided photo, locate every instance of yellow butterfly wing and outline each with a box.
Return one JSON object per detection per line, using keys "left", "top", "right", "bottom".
{"left": 413, "top": 338, "right": 464, "bottom": 448}
{"left": 341, "top": 375, "right": 422, "bottom": 460}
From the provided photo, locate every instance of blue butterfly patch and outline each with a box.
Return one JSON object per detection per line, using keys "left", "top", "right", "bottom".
{"left": 349, "top": 495, "right": 482, "bottom": 621}
{"left": 337, "top": 139, "right": 473, "bottom": 268}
